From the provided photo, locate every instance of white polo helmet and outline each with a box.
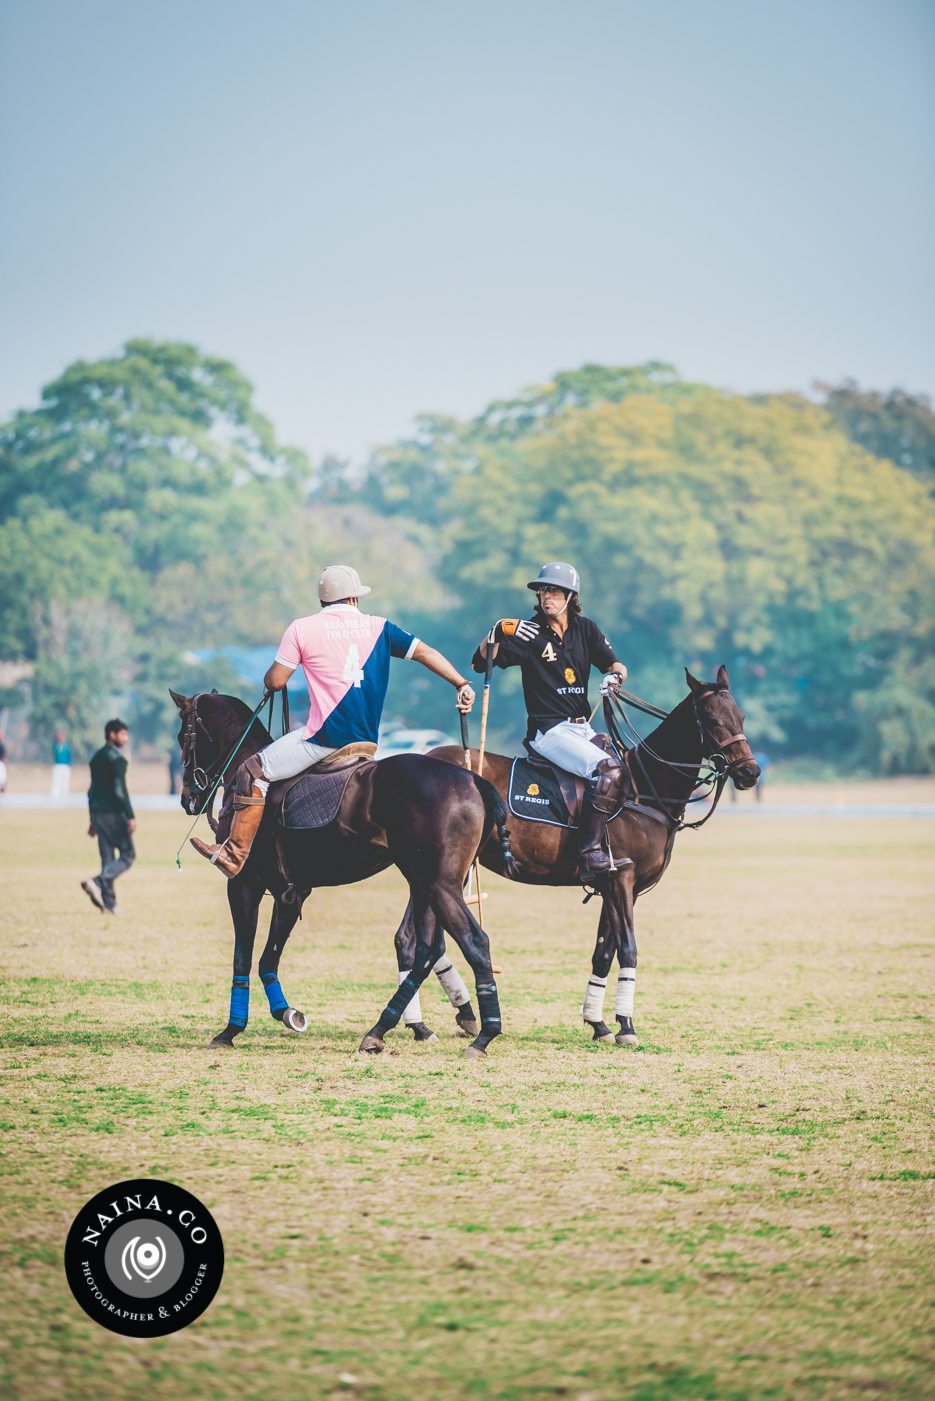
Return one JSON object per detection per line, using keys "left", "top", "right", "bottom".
{"left": 318, "top": 564, "right": 371, "bottom": 603}
{"left": 526, "top": 561, "right": 581, "bottom": 594}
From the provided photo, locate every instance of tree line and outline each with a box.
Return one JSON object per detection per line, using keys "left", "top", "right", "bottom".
{"left": 1, "top": 342, "right": 932, "bottom": 771}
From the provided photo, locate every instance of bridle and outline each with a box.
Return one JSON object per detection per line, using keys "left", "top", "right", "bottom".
{"left": 180, "top": 694, "right": 233, "bottom": 815}
{"left": 691, "top": 688, "right": 751, "bottom": 776}
{"left": 604, "top": 685, "right": 755, "bottom": 831}
{"left": 179, "top": 689, "right": 287, "bottom": 823}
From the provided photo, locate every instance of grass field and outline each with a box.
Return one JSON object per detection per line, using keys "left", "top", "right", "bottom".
{"left": 1, "top": 806, "right": 932, "bottom": 1400}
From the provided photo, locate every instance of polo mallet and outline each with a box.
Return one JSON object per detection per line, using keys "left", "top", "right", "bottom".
{"left": 477, "top": 633, "right": 496, "bottom": 777}
{"left": 460, "top": 710, "right": 485, "bottom": 928}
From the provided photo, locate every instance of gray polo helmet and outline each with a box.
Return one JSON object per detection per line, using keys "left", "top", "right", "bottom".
{"left": 526, "top": 561, "right": 581, "bottom": 594}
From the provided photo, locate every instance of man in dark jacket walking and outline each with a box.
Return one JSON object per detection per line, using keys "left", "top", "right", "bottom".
{"left": 82, "top": 718, "right": 136, "bottom": 914}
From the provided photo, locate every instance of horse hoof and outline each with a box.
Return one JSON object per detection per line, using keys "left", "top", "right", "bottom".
{"left": 455, "top": 1014, "right": 480, "bottom": 1038}
{"left": 282, "top": 1007, "right": 308, "bottom": 1034}
{"left": 462, "top": 1045, "right": 487, "bottom": 1060}
{"left": 208, "top": 1035, "right": 236, "bottom": 1050}
{"left": 586, "top": 1020, "right": 615, "bottom": 1043}
{"left": 409, "top": 1022, "right": 438, "bottom": 1043}
{"left": 615, "top": 1032, "right": 640, "bottom": 1047}
{"left": 358, "top": 1033, "right": 385, "bottom": 1054}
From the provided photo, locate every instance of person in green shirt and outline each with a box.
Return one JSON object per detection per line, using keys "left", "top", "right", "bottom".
{"left": 82, "top": 719, "right": 136, "bottom": 914}
{"left": 50, "top": 728, "right": 72, "bottom": 800}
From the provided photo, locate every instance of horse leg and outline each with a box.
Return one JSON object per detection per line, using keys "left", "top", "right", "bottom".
{"left": 210, "top": 874, "right": 263, "bottom": 1048}
{"left": 612, "top": 871, "right": 640, "bottom": 1048}
{"left": 258, "top": 892, "right": 311, "bottom": 1035}
{"left": 360, "top": 893, "right": 442, "bottom": 1053}
{"left": 433, "top": 950, "right": 479, "bottom": 1039}
{"left": 581, "top": 900, "right": 617, "bottom": 1044}
{"left": 392, "top": 898, "right": 437, "bottom": 1043}
{"left": 394, "top": 900, "right": 479, "bottom": 1040}
{"left": 423, "top": 885, "right": 501, "bottom": 1060}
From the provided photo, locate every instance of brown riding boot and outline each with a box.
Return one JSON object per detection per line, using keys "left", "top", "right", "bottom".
{"left": 578, "top": 757, "right": 631, "bottom": 884}
{"left": 191, "top": 755, "right": 266, "bottom": 878}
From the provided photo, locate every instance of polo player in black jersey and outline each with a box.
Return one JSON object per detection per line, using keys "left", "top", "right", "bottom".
{"left": 472, "top": 561, "right": 628, "bottom": 883}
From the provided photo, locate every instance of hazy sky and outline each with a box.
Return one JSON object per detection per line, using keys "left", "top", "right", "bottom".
{"left": 1, "top": 0, "right": 933, "bottom": 462}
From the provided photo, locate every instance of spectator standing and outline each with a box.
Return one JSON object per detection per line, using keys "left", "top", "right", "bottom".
{"left": 0, "top": 730, "right": 7, "bottom": 793}
{"left": 50, "top": 729, "right": 72, "bottom": 800}
{"left": 81, "top": 718, "right": 136, "bottom": 914}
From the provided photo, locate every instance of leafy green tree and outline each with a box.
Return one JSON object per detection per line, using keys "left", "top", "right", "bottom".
{"left": 0, "top": 507, "right": 140, "bottom": 658}
{"left": 436, "top": 389, "right": 935, "bottom": 764}
{"left": 0, "top": 340, "right": 315, "bottom": 753}
{"left": 28, "top": 600, "right": 134, "bottom": 760}
{"left": 0, "top": 338, "right": 309, "bottom": 574}
{"left": 817, "top": 380, "right": 935, "bottom": 484}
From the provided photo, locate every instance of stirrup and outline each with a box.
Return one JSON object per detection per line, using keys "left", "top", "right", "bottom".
{"left": 191, "top": 836, "right": 231, "bottom": 865}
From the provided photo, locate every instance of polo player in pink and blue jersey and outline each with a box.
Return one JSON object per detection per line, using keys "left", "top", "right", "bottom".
{"left": 192, "top": 564, "right": 475, "bottom": 877}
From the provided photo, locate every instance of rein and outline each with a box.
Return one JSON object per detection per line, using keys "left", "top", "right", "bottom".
{"left": 603, "top": 687, "right": 748, "bottom": 832}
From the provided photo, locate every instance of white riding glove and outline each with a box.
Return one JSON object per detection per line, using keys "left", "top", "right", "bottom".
{"left": 487, "top": 618, "right": 539, "bottom": 644}
{"left": 600, "top": 673, "right": 623, "bottom": 697}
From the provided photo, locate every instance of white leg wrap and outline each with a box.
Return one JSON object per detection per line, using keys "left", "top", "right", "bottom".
{"left": 433, "top": 956, "right": 470, "bottom": 1007}
{"left": 615, "top": 967, "right": 636, "bottom": 1018}
{"left": 398, "top": 970, "right": 424, "bottom": 1025}
{"left": 581, "top": 975, "right": 608, "bottom": 1022}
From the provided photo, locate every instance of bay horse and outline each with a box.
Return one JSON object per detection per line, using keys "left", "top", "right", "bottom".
{"left": 170, "top": 690, "right": 517, "bottom": 1058}
{"left": 392, "top": 666, "right": 759, "bottom": 1046}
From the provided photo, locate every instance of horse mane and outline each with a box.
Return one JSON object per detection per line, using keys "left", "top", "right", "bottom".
{"left": 203, "top": 692, "right": 273, "bottom": 746}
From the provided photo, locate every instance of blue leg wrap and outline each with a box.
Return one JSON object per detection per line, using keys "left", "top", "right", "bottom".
{"left": 229, "top": 974, "right": 250, "bottom": 1028}
{"left": 261, "top": 971, "right": 289, "bottom": 1017}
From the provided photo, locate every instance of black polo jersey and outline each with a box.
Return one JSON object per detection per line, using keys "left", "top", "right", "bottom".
{"left": 471, "top": 613, "right": 619, "bottom": 740}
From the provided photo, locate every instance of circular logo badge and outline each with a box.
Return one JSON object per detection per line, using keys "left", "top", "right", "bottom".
{"left": 64, "top": 1179, "right": 224, "bottom": 1337}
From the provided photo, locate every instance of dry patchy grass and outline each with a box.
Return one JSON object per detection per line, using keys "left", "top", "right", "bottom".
{"left": 0, "top": 806, "right": 932, "bottom": 1400}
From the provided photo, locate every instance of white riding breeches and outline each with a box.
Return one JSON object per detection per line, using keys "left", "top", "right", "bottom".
{"left": 529, "top": 720, "right": 607, "bottom": 779}
{"left": 254, "top": 728, "right": 338, "bottom": 794}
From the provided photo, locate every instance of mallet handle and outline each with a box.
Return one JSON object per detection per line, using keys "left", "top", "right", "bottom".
{"left": 459, "top": 708, "right": 485, "bottom": 929}
{"left": 477, "top": 644, "right": 495, "bottom": 777}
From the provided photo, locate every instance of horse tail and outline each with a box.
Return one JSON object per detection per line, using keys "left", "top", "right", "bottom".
{"left": 471, "top": 773, "right": 518, "bottom": 880}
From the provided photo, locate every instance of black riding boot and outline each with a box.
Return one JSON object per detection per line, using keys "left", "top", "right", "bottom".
{"left": 579, "top": 757, "right": 629, "bottom": 883}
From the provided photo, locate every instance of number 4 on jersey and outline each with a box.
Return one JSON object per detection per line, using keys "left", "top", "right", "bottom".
{"left": 343, "top": 643, "right": 365, "bottom": 687}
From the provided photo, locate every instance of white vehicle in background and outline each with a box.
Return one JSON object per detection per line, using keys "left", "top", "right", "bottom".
{"left": 376, "top": 727, "right": 457, "bottom": 759}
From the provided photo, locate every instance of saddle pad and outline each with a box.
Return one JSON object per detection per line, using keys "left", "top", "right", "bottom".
{"left": 508, "top": 756, "right": 576, "bottom": 828}
{"left": 281, "top": 766, "right": 359, "bottom": 830}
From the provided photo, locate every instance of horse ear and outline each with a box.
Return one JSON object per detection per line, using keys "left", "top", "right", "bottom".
{"left": 168, "top": 688, "right": 190, "bottom": 711}
{"left": 685, "top": 668, "right": 705, "bottom": 696}
{"left": 716, "top": 664, "right": 730, "bottom": 690}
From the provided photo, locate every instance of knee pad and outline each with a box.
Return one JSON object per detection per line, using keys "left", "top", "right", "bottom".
{"left": 235, "top": 752, "right": 265, "bottom": 796}
{"left": 589, "top": 757, "right": 624, "bottom": 813}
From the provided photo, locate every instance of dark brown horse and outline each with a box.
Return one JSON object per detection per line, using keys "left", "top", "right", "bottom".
{"left": 392, "top": 666, "right": 759, "bottom": 1045}
{"left": 171, "top": 690, "right": 517, "bottom": 1058}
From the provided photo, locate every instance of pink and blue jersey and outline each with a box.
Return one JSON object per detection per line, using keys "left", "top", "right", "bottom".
{"left": 275, "top": 605, "right": 419, "bottom": 747}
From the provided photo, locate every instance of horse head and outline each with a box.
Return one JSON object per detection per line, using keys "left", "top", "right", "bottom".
{"left": 169, "top": 688, "right": 263, "bottom": 816}
{"left": 684, "top": 665, "right": 761, "bottom": 791}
